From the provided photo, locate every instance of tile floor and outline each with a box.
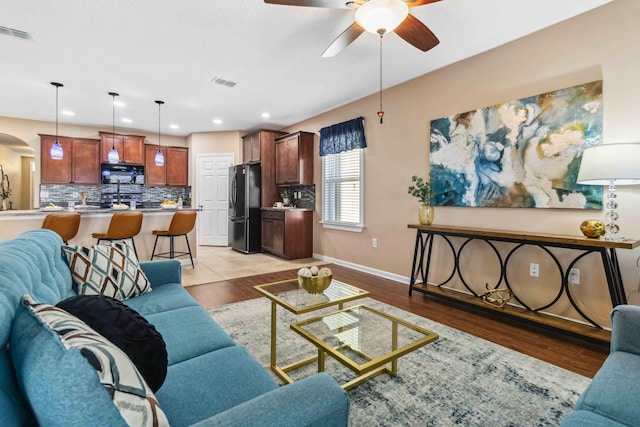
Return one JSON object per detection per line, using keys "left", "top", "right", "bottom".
{"left": 181, "top": 245, "right": 325, "bottom": 287}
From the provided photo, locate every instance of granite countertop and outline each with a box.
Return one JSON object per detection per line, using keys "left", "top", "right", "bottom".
{"left": 260, "top": 207, "right": 313, "bottom": 212}
{"left": 0, "top": 207, "right": 200, "bottom": 217}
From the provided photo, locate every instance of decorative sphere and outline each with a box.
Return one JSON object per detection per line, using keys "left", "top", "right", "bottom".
{"left": 580, "top": 220, "right": 606, "bottom": 238}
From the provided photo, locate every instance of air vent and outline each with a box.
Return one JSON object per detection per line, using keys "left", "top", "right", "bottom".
{"left": 0, "top": 25, "right": 32, "bottom": 40}
{"left": 211, "top": 77, "right": 237, "bottom": 88}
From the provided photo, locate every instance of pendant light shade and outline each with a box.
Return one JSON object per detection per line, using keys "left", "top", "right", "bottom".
{"left": 108, "top": 92, "right": 120, "bottom": 164}
{"left": 154, "top": 100, "right": 165, "bottom": 166}
{"left": 355, "top": 0, "right": 408, "bottom": 35}
{"left": 50, "top": 82, "right": 64, "bottom": 160}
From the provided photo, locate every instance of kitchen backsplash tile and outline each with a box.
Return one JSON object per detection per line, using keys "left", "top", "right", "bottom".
{"left": 40, "top": 184, "right": 191, "bottom": 207}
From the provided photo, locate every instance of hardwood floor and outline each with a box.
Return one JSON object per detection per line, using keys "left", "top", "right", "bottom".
{"left": 186, "top": 263, "right": 609, "bottom": 378}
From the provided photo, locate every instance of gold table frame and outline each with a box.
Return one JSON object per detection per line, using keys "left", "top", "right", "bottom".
{"left": 291, "top": 305, "right": 439, "bottom": 390}
{"left": 254, "top": 278, "right": 370, "bottom": 385}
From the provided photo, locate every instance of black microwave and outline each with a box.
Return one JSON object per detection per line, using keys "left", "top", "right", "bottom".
{"left": 101, "top": 164, "right": 145, "bottom": 184}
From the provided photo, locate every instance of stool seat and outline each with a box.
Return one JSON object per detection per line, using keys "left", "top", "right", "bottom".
{"left": 151, "top": 211, "right": 197, "bottom": 267}
{"left": 42, "top": 212, "right": 81, "bottom": 244}
{"left": 91, "top": 211, "right": 143, "bottom": 258}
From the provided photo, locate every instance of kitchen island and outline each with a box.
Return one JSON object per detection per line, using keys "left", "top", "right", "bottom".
{"left": 0, "top": 207, "right": 200, "bottom": 263}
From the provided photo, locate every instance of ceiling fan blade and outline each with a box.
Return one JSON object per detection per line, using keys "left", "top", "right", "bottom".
{"left": 264, "top": 0, "right": 351, "bottom": 8}
{"left": 394, "top": 14, "right": 439, "bottom": 52}
{"left": 322, "top": 22, "right": 365, "bottom": 57}
{"left": 405, "top": 0, "right": 441, "bottom": 7}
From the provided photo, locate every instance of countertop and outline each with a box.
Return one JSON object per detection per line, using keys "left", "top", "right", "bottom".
{"left": 0, "top": 207, "right": 200, "bottom": 217}
{"left": 260, "top": 207, "right": 313, "bottom": 212}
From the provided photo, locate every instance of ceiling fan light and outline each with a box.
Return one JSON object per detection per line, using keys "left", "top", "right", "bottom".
{"left": 355, "top": 0, "right": 409, "bottom": 35}
{"left": 50, "top": 140, "right": 64, "bottom": 160}
{"left": 154, "top": 149, "right": 165, "bottom": 166}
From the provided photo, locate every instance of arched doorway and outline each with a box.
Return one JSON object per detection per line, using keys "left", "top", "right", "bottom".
{"left": 0, "top": 133, "right": 35, "bottom": 210}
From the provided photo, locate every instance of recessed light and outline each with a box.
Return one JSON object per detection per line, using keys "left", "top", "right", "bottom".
{"left": 212, "top": 119, "right": 223, "bottom": 125}
{"left": 261, "top": 112, "right": 270, "bottom": 119}
{"left": 169, "top": 124, "right": 179, "bottom": 129}
{"left": 121, "top": 118, "right": 133, "bottom": 123}
{"left": 113, "top": 101, "right": 126, "bottom": 107}
{"left": 61, "top": 110, "right": 74, "bottom": 116}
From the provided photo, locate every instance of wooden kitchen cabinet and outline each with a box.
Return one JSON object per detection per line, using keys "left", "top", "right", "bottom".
{"left": 144, "top": 145, "right": 188, "bottom": 186}
{"left": 242, "top": 130, "right": 287, "bottom": 207}
{"left": 275, "top": 131, "right": 314, "bottom": 185}
{"left": 242, "top": 133, "right": 260, "bottom": 163}
{"left": 167, "top": 147, "right": 188, "bottom": 186}
{"left": 40, "top": 134, "right": 100, "bottom": 184}
{"left": 99, "top": 132, "right": 145, "bottom": 164}
{"left": 261, "top": 209, "right": 312, "bottom": 260}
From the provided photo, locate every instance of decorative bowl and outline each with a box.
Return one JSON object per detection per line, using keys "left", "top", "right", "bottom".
{"left": 298, "top": 275, "right": 332, "bottom": 294}
{"left": 580, "top": 219, "right": 605, "bottom": 238}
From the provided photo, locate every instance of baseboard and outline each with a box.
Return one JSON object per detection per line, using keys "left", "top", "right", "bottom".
{"left": 178, "top": 258, "right": 198, "bottom": 266}
{"left": 312, "top": 253, "right": 410, "bottom": 285}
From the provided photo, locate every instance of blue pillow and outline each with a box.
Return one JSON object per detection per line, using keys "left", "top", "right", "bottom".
{"left": 10, "top": 295, "right": 169, "bottom": 427}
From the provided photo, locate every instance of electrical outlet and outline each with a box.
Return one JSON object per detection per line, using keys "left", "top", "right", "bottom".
{"left": 529, "top": 263, "right": 539, "bottom": 277}
{"left": 569, "top": 268, "right": 580, "bottom": 285}
{"left": 372, "top": 238, "right": 378, "bottom": 248}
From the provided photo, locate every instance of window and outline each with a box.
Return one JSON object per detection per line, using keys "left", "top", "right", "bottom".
{"left": 322, "top": 148, "right": 364, "bottom": 232}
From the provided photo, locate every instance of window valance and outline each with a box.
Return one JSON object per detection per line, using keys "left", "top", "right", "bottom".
{"left": 319, "top": 117, "right": 367, "bottom": 157}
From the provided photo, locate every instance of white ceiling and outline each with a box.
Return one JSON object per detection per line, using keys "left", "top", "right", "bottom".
{"left": 0, "top": 0, "right": 611, "bottom": 137}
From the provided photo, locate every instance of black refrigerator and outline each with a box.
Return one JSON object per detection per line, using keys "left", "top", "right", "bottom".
{"left": 229, "top": 163, "right": 261, "bottom": 253}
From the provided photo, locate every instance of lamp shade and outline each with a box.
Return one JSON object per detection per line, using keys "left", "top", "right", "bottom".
{"left": 154, "top": 150, "right": 165, "bottom": 166}
{"left": 577, "top": 143, "right": 640, "bottom": 185}
{"left": 108, "top": 147, "right": 120, "bottom": 164}
{"left": 355, "top": 0, "right": 409, "bottom": 35}
{"left": 50, "top": 140, "right": 64, "bottom": 160}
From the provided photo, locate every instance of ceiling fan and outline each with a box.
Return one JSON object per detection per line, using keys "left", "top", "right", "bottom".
{"left": 264, "top": 0, "right": 441, "bottom": 57}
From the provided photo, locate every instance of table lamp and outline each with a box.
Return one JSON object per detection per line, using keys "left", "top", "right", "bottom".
{"left": 577, "top": 142, "right": 640, "bottom": 240}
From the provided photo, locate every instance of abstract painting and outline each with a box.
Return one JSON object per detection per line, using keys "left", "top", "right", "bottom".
{"left": 429, "top": 81, "right": 603, "bottom": 209}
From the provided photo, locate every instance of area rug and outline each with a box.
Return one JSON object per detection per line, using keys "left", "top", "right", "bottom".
{"left": 208, "top": 296, "right": 590, "bottom": 426}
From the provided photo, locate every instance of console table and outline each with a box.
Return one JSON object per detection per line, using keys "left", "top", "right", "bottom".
{"left": 408, "top": 224, "right": 640, "bottom": 342}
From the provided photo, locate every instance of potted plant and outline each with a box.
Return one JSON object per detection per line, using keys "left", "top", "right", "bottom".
{"left": 408, "top": 175, "right": 434, "bottom": 225}
{"left": 0, "top": 165, "right": 10, "bottom": 211}
{"left": 280, "top": 188, "right": 290, "bottom": 207}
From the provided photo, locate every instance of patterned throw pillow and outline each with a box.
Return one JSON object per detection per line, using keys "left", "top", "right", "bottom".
{"left": 62, "top": 241, "right": 151, "bottom": 300}
{"left": 18, "top": 295, "right": 169, "bottom": 427}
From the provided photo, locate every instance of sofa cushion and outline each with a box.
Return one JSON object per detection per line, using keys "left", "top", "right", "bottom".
{"left": 0, "top": 229, "right": 74, "bottom": 346}
{"left": 10, "top": 295, "right": 169, "bottom": 427}
{"left": 560, "top": 409, "right": 629, "bottom": 426}
{"left": 574, "top": 351, "right": 640, "bottom": 426}
{"left": 62, "top": 241, "right": 151, "bottom": 300}
{"left": 144, "top": 305, "right": 236, "bottom": 365}
{"left": 156, "top": 346, "right": 278, "bottom": 427}
{"left": 56, "top": 294, "right": 168, "bottom": 392}
{"left": 124, "top": 282, "right": 200, "bottom": 316}
{"left": 0, "top": 349, "right": 37, "bottom": 427}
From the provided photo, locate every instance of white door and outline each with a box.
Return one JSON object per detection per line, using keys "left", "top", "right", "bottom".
{"left": 197, "top": 153, "right": 234, "bottom": 246}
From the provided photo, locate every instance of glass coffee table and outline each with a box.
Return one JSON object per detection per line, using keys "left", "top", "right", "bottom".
{"left": 291, "top": 305, "right": 439, "bottom": 390}
{"left": 254, "top": 278, "right": 370, "bottom": 384}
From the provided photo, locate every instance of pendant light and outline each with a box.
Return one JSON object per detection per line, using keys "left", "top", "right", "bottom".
{"left": 107, "top": 92, "right": 120, "bottom": 164}
{"left": 50, "top": 82, "right": 64, "bottom": 159}
{"left": 154, "top": 100, "right": 165, "bottom": 166}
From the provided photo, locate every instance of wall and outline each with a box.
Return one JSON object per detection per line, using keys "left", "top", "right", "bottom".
{"left": 287, "top": 0, "right": 640, "bottom": 327}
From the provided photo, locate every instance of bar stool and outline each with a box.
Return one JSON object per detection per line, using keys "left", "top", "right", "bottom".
{"left": 91, "top": 211, "right": 143, "bottom": 258}
{"left": 151, "top": 211, "right": 197, "bottom": 267}
{"left": 42, "top": 212, "right": 81, "bottom": 244}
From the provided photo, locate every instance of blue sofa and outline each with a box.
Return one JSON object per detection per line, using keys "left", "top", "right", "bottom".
{"left": 560, "top": 305, "right": 640, "bottom": 426}
{"left": 0, "top": 229, "right": 350, "bottom": 426}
